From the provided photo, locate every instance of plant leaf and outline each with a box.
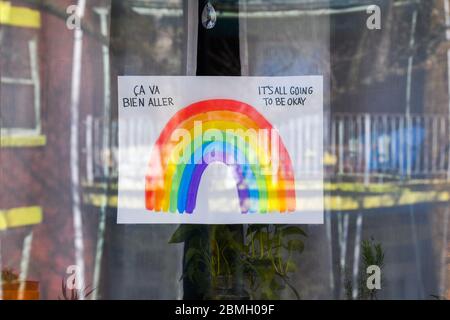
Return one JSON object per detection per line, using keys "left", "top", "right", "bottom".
{"left": 169, "top": 225, "right": 198, "bottom": 243}
{"left": 287, "top": 239, "right": 304, "bottom": 252}
{"left": 281, "top": 226, "right": 307, "bottom": 238}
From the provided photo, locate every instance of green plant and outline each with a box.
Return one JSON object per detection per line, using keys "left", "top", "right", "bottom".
{"left": 345, "top": 237, "right": 385, "bottom": 300}
{"left": 59, "top": 277, "right": 95, "bottom": 300}
{"left": 239, "top": 225, "right": 306, "bottom": 299}
{"left": 1, "top": 268, "right": 19, "bottom": 283}
{"left": 169, "top": 224, "right": 306, "bottom": 300}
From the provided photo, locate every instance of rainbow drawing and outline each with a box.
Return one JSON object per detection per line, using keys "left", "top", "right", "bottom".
{"left": 145, "top": 99, "right": 296, "bottom": 214}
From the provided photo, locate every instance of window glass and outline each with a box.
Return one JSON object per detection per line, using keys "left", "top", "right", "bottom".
{"left": 0, "top": 0, "right": 449, "bottom": 300}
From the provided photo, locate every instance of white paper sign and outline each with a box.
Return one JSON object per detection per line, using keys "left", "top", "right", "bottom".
{"left": 117, "top": 76, "right": 323, "bottom": 224}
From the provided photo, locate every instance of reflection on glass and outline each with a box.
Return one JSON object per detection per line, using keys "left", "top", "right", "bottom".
{"left": 0, "top": 0, "right": 449, "bottom": 300}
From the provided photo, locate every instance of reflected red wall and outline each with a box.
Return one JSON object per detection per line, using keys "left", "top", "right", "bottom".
{"left": 1, "top": 0, "right": 107, "bottom": 299}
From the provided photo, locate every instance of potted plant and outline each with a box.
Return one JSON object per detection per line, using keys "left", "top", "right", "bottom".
{"left": 169, "top": 224, "right": 307, "bottom": 300}
{"left": 1, "top": 268, "right": 39, "bottom": 300}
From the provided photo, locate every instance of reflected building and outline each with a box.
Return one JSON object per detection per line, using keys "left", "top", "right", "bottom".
{"left": 0, "top": 0, "right": 449, "bottom": 300}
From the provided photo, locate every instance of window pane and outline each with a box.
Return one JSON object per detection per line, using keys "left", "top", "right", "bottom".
{"left": 0, "top": 0, "right": 448, "bottom": 301}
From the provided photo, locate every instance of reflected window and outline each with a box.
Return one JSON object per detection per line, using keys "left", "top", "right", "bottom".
{"left": 0, "top": 2, "right": 42, "bottom": 142}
